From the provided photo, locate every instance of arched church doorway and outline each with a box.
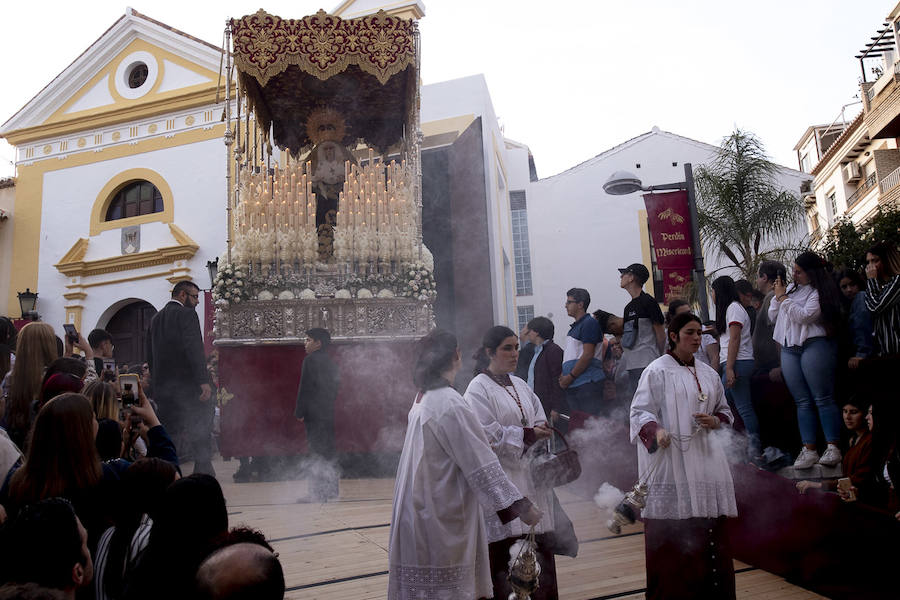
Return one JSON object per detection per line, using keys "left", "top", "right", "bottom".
{"left": 105, "top": 300, "right": 157, "bottom": 369}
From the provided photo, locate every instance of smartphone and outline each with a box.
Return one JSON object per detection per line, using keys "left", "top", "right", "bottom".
{"left": 837, "top": 477, "right": 856, "bottom": 502}
{"left": 62, "top": 323, "right": 79, "bottom": 343}
{"left": 118, "top": 373, "right": 140, "bottom": 408}
{"left": 102, "top": 358, "right": 117, "bottom": 373}
{"left": 776, "top": 266, "right": 787, "bottom": 284}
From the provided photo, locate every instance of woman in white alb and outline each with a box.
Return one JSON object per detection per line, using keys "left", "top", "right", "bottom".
{"left": 464, "top": 325, "right": 558, "bottom": 600}
{"left": 630, "top": 311, "right": 738, "bottom": 600}
{"left": 388, "top": 329, "right": 541, "bottom": 600}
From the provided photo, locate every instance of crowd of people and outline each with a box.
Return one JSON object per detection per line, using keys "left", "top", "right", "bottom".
{"left": 0, "top": 280, "right": 284, "bottom": 599}
{"left": 389, "top": 243, "right": 900, "bottom": 600}
{"left": 0, "top": 238, "right": 897, "bottom": 599}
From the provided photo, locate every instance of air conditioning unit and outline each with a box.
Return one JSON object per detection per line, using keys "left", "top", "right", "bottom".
{"left": 843, "top": 162, "right": 861, "bottom": 183}
{"left": 800, "top": 180, "right": 812, "bottom": 194}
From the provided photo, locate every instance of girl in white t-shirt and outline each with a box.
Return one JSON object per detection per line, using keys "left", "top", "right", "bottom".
{"left": 712, "top": 276, "right": 761, "bottom": 460}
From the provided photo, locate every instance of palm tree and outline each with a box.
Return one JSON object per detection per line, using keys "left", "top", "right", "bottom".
{"left": 695, "top": 129, "right": 804, "bottom": 280}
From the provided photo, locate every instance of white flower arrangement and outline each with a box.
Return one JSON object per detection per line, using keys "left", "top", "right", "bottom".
{"left": 377, "top": 288, "right": 395, "bottom": 298}
{"left": 257, "top": 290, "right": 275, "bottom": 301}
{"left": 212, "top": 262, "right": 251, "bottom": 306}
{"left": 400, "top": 261, "right": 436, "bottom": 300}
{"left": 421, "top": 245, "right": 435, "bottom": 272}
{"left": 357, "top": 288, "right": 374, "bottom": 299}
{"left": 335, "top": 289, "right": 352, "bottom": 299}
{"left": 300, "top": 288, "right": 316, "bottom": 300}
{"left": 277, "top": 290, "right": 295, "bottom": 300}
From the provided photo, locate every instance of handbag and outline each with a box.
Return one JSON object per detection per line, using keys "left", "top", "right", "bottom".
{"left": 530, "top": 427, "right": 581, "bottom": 489}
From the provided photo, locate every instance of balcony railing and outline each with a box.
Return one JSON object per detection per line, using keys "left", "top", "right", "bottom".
{"left": 880, "top": 165, "right": 900, "bottom": 193}
{"left": 847, "top": 173, "right": 878, "bottom": 209}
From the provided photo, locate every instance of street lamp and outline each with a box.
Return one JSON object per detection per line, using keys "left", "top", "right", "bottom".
{"left": 17, "top": 288, "right": 39, "bottom": 320}
{"left": 206, "top": 258, "right": 219, "bottom": 291}
{"left": 603, "top": 163, "right": 709, "bottom": 322}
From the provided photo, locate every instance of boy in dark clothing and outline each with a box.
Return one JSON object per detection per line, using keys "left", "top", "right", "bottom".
{"left": 294, "top": 328, "right": 340, "bottom": 502}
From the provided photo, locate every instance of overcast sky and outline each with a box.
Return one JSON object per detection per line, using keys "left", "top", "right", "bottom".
{"left": 0, "top": 0, "right": 893, "bottom": 179}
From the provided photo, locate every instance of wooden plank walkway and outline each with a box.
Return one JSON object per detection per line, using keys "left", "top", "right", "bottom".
{"left": 207, "top": 458, "right": 825, "bottom": 600}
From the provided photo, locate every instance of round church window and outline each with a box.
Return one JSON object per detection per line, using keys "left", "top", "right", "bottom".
{"left": 128, "top": 63, "right": 148, "bottom": 89}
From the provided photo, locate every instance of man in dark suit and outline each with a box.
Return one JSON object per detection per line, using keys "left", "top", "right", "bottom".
{"left": 525, "top": 316, "right": 568, "bottom": 431}
{"left": 147, "top": 280, "right": 213, "bottom": 475}
{"left": 295, "top": 328, "right": 340, "bottom": 502}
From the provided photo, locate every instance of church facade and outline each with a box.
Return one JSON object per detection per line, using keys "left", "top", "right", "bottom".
{"left": 1, "top": 6, "right": 533, "bottom": 368}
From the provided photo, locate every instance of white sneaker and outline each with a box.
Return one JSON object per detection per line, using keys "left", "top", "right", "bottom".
{"left": 818, "top": 444, "right": 842, "bottom": 467}
{"left": 793, "top": 447, "right": 820, "bottom": 469}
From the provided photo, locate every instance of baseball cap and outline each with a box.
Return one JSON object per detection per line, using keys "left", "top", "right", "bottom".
{"left": 618, "top": 263, "right": 650, "bottom": 284}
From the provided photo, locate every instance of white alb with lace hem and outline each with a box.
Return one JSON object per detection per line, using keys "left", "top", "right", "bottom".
{"left": 388, "top": 386, "right": 524, "bottom": 599}
{"left": 464, "top": 373, "right": 556, "bottom": 542}
{"left": 630, "top": 354, "right": 738, "bottom": 520}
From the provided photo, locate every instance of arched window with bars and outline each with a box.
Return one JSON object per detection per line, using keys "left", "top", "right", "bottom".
{"left": 105, "top": 181, "right": 164, "bottom": 221}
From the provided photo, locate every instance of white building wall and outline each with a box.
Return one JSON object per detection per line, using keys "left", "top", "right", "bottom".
{"left": 36, "top": 135, "right": 225, "bottom": 336}
{"left": 526, "top": 129, "right": 808, "bottom": 348}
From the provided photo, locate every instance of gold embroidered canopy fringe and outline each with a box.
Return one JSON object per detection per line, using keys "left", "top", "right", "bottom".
{"left": 230, "top": 9, "right": 416, "bottom": 86}
{"left": 230, "top": 9, "right": 418, "bottom": 155}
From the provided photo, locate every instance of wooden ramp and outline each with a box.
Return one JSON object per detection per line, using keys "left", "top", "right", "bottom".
{"left": 209, "top": 459, "right": 825, "bottom": 599}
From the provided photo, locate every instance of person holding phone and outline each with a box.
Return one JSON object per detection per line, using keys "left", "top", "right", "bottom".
{"left": 796, "top": 397, "right": 875, "bottom": 502}
{"left": 770, "top": 251, "right": 843, "bottom": 470}
{"left": 87, "top": 329, "right": 115, "bottom": 378}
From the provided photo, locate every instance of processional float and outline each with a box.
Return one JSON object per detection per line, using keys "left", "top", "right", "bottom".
{"left": 215, "top": 9, "right": 434, "bottom": 343}
{"left": 214, "top": 9, "right": 434, "bottom": 459}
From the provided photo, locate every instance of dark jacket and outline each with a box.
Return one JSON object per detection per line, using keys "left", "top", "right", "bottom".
{"left": 294, "top": 351, "right": 340, "bottom": 422}
{"left": 532, "top": 340, "right": 566, "bottom": 415}
{"left": 515, "top": 342, "right": 536, "bottom": 381}
{"left": 294, "top": 350, "right": 340, "bottom": 458}
{"left": 146, "top": 300, "right": 208, "bottom": 396}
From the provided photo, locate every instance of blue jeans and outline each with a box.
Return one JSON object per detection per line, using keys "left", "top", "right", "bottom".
{"left": 720, "top": 359, "right": 760, "bottom": 455}
{"left": 780, "top": 337, "right": 840, "bottom": 444}
{"left": 565, "top": 379, "right": 605, "bottom": 416}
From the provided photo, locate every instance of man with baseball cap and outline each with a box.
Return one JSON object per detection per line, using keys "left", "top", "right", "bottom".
{"left": 618, "top": 263, "right": 665, "bottom": 402}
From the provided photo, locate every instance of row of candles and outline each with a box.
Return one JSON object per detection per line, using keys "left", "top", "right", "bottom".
{"left": 235, "top": 149, "right": 415, "bottom": 236}
{"left": 236, "top": 159, "right": 316, "bottom": 233}
{"left": 336, "top": 150, "right": 412, "bottom": 231}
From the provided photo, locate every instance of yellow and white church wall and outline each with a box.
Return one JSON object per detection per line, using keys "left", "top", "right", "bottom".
{"left": 1, "top": 9, "right": 229, "bottom": 334}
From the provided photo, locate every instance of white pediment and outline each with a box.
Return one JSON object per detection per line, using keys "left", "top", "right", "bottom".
{"left": 64, "top": 78, "right": 116, "bottom": 114}
{"left": 157, "top": 59, "right": 213, "bottom": 93}
{"left": 1, "top": 9, "right": 224, "bottom": 136}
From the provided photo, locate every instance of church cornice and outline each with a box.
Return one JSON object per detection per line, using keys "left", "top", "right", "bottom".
{"left": 55, "top": 224, "right": 199, "bottom": 278}
{"left": 4, "top": 89, "right": 226, "bottom": 146}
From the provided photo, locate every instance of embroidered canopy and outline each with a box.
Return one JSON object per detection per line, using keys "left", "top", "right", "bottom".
{"left": 230, "top": 9, "right": 419, "bottom": 154}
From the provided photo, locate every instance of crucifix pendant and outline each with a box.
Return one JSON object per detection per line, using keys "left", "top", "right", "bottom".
{"left": 521, "top": 418, "right": 528, "bottom": 426}
{"left": 698, "top": 392, "right": 708, "bottom": 403}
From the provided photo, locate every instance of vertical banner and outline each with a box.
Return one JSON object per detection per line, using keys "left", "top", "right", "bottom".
{"left": 643, "top": 190, "right": 694, "bottom": 304}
